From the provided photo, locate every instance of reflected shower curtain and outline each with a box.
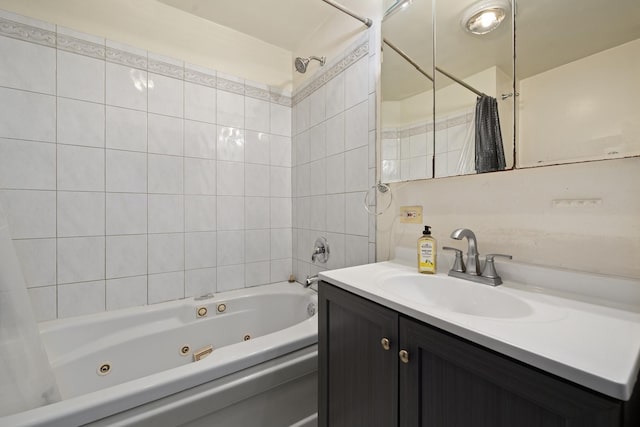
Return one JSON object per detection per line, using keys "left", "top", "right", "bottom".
{"left": 475, "top": 95, "right": 506, "bottom": 173}
{"left": 0, "top": 202, "right": 60, "bottom": 416}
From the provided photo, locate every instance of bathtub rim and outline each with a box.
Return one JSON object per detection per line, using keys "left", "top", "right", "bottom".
{"left": 1, "top": 282, "right": 317, "bottom": 427}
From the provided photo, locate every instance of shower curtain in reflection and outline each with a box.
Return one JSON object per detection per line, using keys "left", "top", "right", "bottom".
{"left": 0, "top": 202, "right": 60, "bottom": 416}
{"left": 475, "top": 95, "right": 506, "bottom": 173}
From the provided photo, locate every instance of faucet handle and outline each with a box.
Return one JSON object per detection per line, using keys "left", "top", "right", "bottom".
{"left": 442, "top": 246, "right": 465, "bottom": 272}
{"left": 482, "top": 254, "right": 512, "bottom": 279}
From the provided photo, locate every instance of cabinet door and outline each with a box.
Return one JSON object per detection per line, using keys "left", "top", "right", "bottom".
{"left": 399, "top": 316, "right": 622, "bottom": 427}
{"left": 319, "top": 282, "right": 399, "bottom": 427}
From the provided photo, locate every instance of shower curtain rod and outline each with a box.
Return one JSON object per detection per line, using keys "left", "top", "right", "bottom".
{"left": 383, "top": 38, "right": 485, "bottom": 98}
{"left": 321, "top": 0, "right": 373, "bottom": 27}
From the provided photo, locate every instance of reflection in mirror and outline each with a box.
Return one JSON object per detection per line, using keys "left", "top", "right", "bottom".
{"left": 434, "top": 0, "right": 514, "bottom": 178}
{"left": 516, "top": 0, "right": 640, "bottom": 167}
{"left": 380, "top": 0, "right": 434, "bottom": 183}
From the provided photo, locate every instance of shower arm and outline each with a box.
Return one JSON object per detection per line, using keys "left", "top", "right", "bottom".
{"left": 320, "top": 0, "right": 373, "bottom": 27}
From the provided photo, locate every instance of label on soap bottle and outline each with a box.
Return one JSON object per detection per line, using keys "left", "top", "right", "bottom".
{"left": 418, "top": 239, "right": 436, "bottom": 273}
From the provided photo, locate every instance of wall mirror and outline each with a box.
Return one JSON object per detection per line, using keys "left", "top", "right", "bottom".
{"left": 380, "top": 0, "right": 515, "bottom": 183}
{"left": 516, "top": 0, "right": 640, "bottom": 168}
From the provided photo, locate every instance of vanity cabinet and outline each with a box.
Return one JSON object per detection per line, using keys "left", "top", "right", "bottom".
{"left": 319, "top": 281, "right": 639, "bottom": 427}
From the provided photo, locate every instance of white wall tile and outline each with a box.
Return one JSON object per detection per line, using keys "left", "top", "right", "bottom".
{"left": 58, "top": 145, "right": 104, "bottom": 191}
{"left": 309, "top": 159, "right": 326, "bottom": 196}
{"left": 106, "top": 193, "right": 147, "bottom": 235}
{"left": 217, "top": 127, "right": 244, "bottom": 162}
{"left": 217, "top": 90, "right": 244, "bottom": 128}
{"left": 270, "top": 166, "right": 291, "bottom": 197}
{"left": 185, "top": 195, "right": 216, "bottom": 232}
{"left": 271, "top": 103, "right": 291, "bottom": 137}
{"left": 57, "top": 236, "right": 105, "bottom": 284}
{"left": 106, "top": 106, "right": 147, "bottom": 152}
{"left": 148, "top": 73, "right": 183, "bottom": 117}
{"left": 309, "top": 86, "right": 326, "bottom": 127}
{"left": 345, "top": 234, "right": 369, "bottom": 267}
{"left": 58, "top": 280, "right": 105, "bottom": 318}
{"left": 106, "top": 275, "right": 147, "bottom": 310}
{"left": 325, "top": 113, "right": 345, "bottom": 156}
{"left": 106, "top": 63, "right": 147, "bottom": 111}
{"left": 270, "top": 258, "right": 292, "bottom": 283}
{"left": 106, "top": 234, "right": 147, "bottom": 279}
{"left": 28, "top": 286, "right": 57, "bottom": 322}
{"left": 216, "top": 264, "right": 244, "bottom": 292}
{"left": 325, "top": 232, "right": 346, "bottom": 270}
{"left": 0, "top": 36, "right": 55, "bottom": 94}
{"left": 326, "top": 153, "right": 345, "bottom": 194}
{"left": 148, "top": 232, "right": 184, "bottom": 274}
{"left": 345, "top": 101, "right": 369, "bottom": 150}
{"left": 57, "top": 191, "right": 105, "bottom": 237}
{"left": 270, "top": 197, "right": 291, "bottom": 228}
{"left": 271, "top": 228, "right": 292, "bottom": 259}
{"left": 217, "top": 161, "right": 244, "bottom": 196}
{"left": 216, "top": 195, "right": 244, "bottom": 230}
{"left": 148, "top": 154, "right": 183, "bottom": 194}
{"left": 309, "top": 195, "right": 326, "bottom": 231}
{"left": 345, "top": 58, "right": 368, "bottom": 109}
{"left": 294, "top": 97, "right": 309, "bottom": 134}
{"left": 58, "top": 50, "right": 104, "bottom": 102}
{"left": 0, "top": 87, "right": 55, "bottom": 142}
{"left": 270, "top": 135, "right": 291, "bottom": 167}
{"left": 245, "top": 163, "right": 270, "bottom": 196}
{"left": 185, "top": 267, "right": 217, "bottom": 297}
{"left": 185, "top": 231, "right": 217, "bottom": 270}
{"left": 245, "top": 131, "right": 270, "bottom": 165}
{"left": 148, "top": 194, "right": 184, "bottom": 233}
{"left": 105, "top": 149, "right": 146, "bottom": 193}
{"left": 14, "top": 238, "right": 56, "bottom": 287}
{"left": 245, "top": 197, "right": 270, "bottom": 230}
{"left": 57, "top": 98, "right": 105, "bottom": 148}
{"left": 295, "top": 131, "right": 310, "bottom": 165}
{"left": 185, "top": 157, "right": 215, "bottom": 195}
{"left": 309, "top": 123, "right": 326, "bottom": 162}
{"left": 148, "top": 271, "right": 184, "bottom": 304}
{"left": 326, "top": 193, "right": 345, "bottom": 233}
{"left": 325, "top": 73, "right": 345, "bottom": 119}
{"left": 245, "top": 97, "right": 270, "bottom": 132}
{"left": 345, "top": 192, "right": 368, "bottom": 236}
{"left": 185, "top": 120, "right": 216, "bottom": 159}
{"left": 245, "top": 229, "right": 270, "bottom": 262}
{"left": 0, "top": 138, "right": 55, "bottom": 190}
{"left": 217, "top": 230, "right": 244, "bottom": 266}
{"left": 185, "top": 82, "right": 216, "bottom": 123}
{"left": 345, "top": 146, "right": 369, "bottom": 192}
{"left": 410, "top": 156, "right": 428, "bottom": 180}
{"left": 148, "top": 113, "right": 183, "bottom": 156}
{"left": 245, "top": 261, "right": 270, "bottom": 287}
{"left": 0, "top": 190, "right": 56, "bottom": 238}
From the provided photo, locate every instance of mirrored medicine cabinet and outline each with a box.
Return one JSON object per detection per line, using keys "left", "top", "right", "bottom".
{"left": 380, "top": 0, "right": 640, "bottom": 183}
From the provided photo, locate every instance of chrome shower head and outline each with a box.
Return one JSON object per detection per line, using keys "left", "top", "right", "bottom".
{"left": 294, "top": 56, "right": 326, "bottom": 73}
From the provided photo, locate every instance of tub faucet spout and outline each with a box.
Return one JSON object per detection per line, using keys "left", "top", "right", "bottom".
{"left": 450, "top": 228, "right": 480, "bottom": 275}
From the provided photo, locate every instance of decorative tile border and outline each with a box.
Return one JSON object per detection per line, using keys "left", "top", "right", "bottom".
{"left": 0, "top": 16, "right": 55, "bottom": 47}
{"left": 292, "top": 40, "right": 369, "bottom": 106}
{"left": 0, "top": 13, "right": 292, "bottom": 107}
{"left": 57, "top": 34, "right": 105, "bottom": 60}
{"left": 384, "top": 109, "right": 473, "bottom": 139}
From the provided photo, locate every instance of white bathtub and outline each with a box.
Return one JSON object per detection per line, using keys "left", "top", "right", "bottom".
{"left": 1, "top": 282, "right": 318, "bottom": 427}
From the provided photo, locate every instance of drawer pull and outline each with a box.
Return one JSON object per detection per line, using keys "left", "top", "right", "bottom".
{"left": 399, "top": 349, "right": 409, "bottom": 364}
{"left": 381, "top": 337, "right": 391, "bottom": 351}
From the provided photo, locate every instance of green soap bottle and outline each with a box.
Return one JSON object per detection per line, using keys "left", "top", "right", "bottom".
{"left": 417, "top": 225, "right": 437, "bottom": 274}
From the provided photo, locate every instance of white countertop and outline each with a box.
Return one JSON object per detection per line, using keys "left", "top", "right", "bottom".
{"left": 319, "top": 258, "right": 640, "bottom": 400}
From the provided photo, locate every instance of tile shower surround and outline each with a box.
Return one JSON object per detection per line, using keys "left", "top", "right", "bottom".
{"left": 0, "top": 11, "right": 293, "bottom": 320}
{"left": 291, "top": 32, "right": 377, "bottom": 284}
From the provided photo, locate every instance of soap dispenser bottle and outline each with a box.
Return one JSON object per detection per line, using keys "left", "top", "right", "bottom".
{"left": 418, "top": 225, "right": 437, "bottom": 274}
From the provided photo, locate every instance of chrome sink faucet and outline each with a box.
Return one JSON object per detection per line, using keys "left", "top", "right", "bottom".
{"left": 443, "top": 228, "right": 512, "bottom": 286}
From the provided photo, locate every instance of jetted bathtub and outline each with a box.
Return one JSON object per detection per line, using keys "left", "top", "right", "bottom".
{"left": 1, "top": 282, "right": 318, "bottom": 427}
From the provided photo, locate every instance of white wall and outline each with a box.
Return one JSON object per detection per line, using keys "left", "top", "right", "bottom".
{"left": 518, "top": 38, "right": 640, "bottom": 167}
{"left": 378, "top": 157, "right": 640, "bottom": 279}
{"left": 0, "top": 0, "right": 293, "bottom": 91}
{"left": 0, "top": 10, "right": 293, "bottom": 320}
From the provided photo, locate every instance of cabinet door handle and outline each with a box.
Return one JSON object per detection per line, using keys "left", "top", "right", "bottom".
{"left": 399, "top": 349, "right": 409, "bottom": 364}
{"left": 381, "top": 337, "right": 391, "bottom": 351}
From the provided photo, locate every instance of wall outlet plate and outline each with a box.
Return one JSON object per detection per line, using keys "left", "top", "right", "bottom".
{"left": 400, "top": 205, "right": 423, "bottom": 224}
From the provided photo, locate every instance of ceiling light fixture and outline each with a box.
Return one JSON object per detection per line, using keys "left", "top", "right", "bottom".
{"left": 460, "top": 0, "right": 510, "bottom": 35}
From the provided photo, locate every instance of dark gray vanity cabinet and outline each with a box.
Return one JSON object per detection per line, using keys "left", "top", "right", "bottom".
{"left": 319, "top": 281, "right": 639, "bottom": 427}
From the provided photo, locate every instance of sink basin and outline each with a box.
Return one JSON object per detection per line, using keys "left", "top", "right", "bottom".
{"left": 375, "top": 273, "right": 534, "bottom": 319}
